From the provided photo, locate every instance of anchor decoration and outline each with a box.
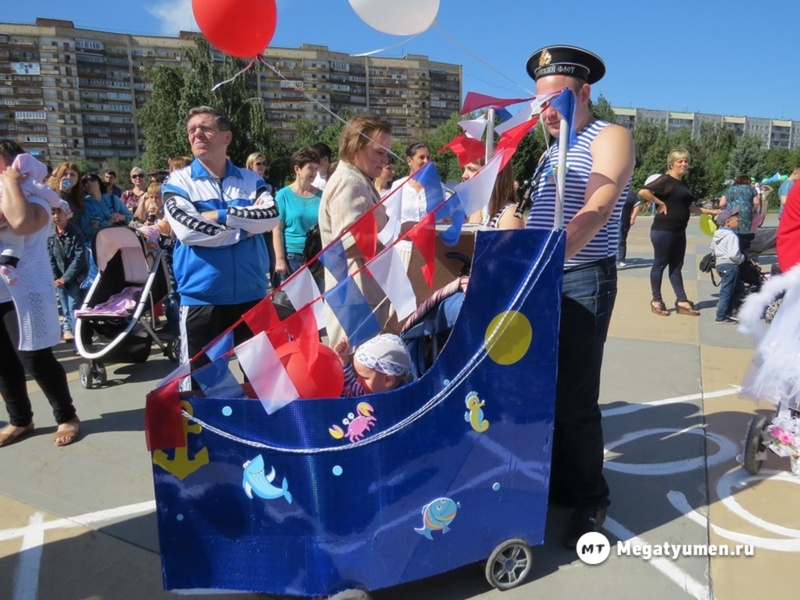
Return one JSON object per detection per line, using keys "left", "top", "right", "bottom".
{"left": 153, "top": 401, "right": 210, "bottom": 480}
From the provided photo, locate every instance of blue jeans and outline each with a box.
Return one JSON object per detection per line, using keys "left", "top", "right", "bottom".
{"left": 550, "top": 257, "right": 617, "bottom": 508}
{"left": 650, "top": 228, "right": 688, "bottom": 303}
{"left": 57, "top": 279, "right": 84, "bottom": 334}
{"left": 715, "top": 263, "right": 744, "bottom": 320}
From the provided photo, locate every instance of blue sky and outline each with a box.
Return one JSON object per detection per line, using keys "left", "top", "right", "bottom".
{"left": 6, "top": 0, "right": 800, "bottom": 121}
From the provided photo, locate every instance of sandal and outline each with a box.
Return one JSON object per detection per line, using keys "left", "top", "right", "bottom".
{"left": 54, "top": 418, "right": 80, "bottom": 447}
{"left": 650, "top": 300, "right": 670, "bottom": 316}
{"left": 675, "top": 300, "right": 700, "bottom": 316}
{"left": 0, "top": 423, "right": 34, "bottom": 448}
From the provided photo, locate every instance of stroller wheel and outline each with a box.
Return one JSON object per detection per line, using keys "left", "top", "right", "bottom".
{"left": 93, "top": 361, "right": 107, "bottom": 386}
{"left": 485, "top": 538, "right": 533, "bottom": 591}
{"left": 743, "top": 414, "right": 769, "bottom": 475}
{"left": 166, "top": 337, "right": 181, "bottom": 363}
{"left": 79, "top": 363, "right": 94, "bottom": 389}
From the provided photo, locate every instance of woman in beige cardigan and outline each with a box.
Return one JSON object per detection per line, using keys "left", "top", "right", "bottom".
{"left": 318, "top": 115, "right": 391, "bottom": 347}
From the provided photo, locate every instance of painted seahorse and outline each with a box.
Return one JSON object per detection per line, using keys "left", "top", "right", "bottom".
{"left": 464, "top": 392, "right": 489, "bottom": 432}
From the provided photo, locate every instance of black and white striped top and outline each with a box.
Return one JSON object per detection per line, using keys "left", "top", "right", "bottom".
{"left": 525, "top": 120, "right": 629, "bottom": 268}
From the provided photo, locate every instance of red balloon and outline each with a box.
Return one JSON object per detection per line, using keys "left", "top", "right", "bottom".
{"left": 276, "top": 342, "right": 344, "bottom": 399}
{"left": 192, "top": 0, "right": 278, "bottom": 58}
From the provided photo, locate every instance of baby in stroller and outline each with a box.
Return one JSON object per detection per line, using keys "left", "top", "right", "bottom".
{"left": 334, "top": 334, "right": 414, "bottom": 396}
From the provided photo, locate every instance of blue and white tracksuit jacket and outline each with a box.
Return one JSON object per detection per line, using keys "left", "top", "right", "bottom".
{"left": 163, "top": 159, "right": 279, "bottom": 306}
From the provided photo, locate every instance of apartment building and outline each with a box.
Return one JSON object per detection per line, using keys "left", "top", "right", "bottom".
{"left": 0, "top": 19, "right": 462, "bottom": 164}
{"left": 612, "top": 107, "right": 800, "bottom": 150}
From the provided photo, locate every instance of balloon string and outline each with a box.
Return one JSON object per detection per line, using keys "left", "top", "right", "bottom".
{"left": 350, "top": 32, "right": 422, "bottom": 57}
{"left": 211, "top": 58, "right": 256, "bottom": 92}
{"left": 431, "top": 23, "right": 534, "bottom": 97}
{"left": 256, "top": 57, "right": 401, "bottom": 161}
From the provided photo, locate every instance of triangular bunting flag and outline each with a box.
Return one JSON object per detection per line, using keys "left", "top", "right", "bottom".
{"left": 242, "top": 297, "right": 281, "bottom": 336}
{"left": 318, "top": 238, "right": 349, "bottom": 283}
{"left": 145, "top": 378, "right": 184, "bottom": 451}
{"left": 407, "top": 212, "right": 436, "bottom": 289}
{"left": 411, "top": 162, "right": 445, "bottom": 214}
{"left": 455, "top": 150, "right": 505, "bottom": 218}
{"left": 282, "top": 267, "right": 325, "bottom": 329}
{"left": 435, "top": 193, "right": 467, "bottom": 247}
{"left": 440, "top": 133, "right": 485, "bottom": 168}
{"left": 367, "top": 246, "right": 417, "bottom": 321}
{"left": 458, "top": 114, "right": 488, "bottom": 141}
{"left": 495, "top": 119, "right": 539, "bottom": 171}
{"left": 205, "top": 330, "right": 234, "bottom": 362}
{"left": 192, "top": 357, "right": 245, "bottom": 398}
{"left": 350, "top": 210, "right": 378, "bottom": 262}
{"left": 547, "top": 88, "right": 578, "bottom": 148}
{"left": 324, "top": 276, "right": 381, "bottom": 347}
{"left": 378, "top": 187, "right": 402, "bottom": 246}
{"left": 461, "top": 92, "right": 534, "bottom": 115}
{"left": 281, "top": 303, "right": 320, "bottom": 366}
{"left": 236, "top": 332, "right": 299, "bottom": 414}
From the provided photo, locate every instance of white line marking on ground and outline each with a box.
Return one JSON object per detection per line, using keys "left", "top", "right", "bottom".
{"left": 604, "top": 516, "right": 710, "bottom": 600}
{"left": 0, "top": 501, "right": 155, "bottom": 542}
{"left": 601, "top": 387, "right": 741, "bottom": 418}
{"left": 13, "top": 512, "right": 44, "bottom": 600}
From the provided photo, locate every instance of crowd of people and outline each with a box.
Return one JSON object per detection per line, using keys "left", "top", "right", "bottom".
{"left": 2, "top": 45, "right": 795, "bottom": 583}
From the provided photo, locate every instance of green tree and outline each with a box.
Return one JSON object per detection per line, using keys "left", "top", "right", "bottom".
{"left": 726, "top": 134, "right": 764, "bottom": 180}
{"left": 137, "top": 36, "right": 288, "bottom": 180}
{"left": 589, "top": 94, "right": 616, "bottom": 123}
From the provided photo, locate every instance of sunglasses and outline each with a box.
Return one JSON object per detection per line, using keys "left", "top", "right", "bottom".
{"left": 82, "top": 178, "right": 96, "bottom": 184}
{"left": 254, "top": 162, "right": 265, "bottom": 167}
{"left": 131, "top": 173, "right": 145, "bottom": 179}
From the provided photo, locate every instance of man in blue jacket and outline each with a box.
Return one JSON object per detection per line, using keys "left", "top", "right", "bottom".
{"left": 163, "top": 106, "right": 279, "bottom": 371}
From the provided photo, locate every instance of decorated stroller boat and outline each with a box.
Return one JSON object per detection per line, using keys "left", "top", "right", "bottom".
{"left": 147, "top": 226, "right": 565, "bottom": 596}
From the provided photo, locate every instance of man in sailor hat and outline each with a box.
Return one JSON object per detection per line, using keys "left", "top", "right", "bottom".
{"left": 524, "top": 45, "right": 635, "bottom": 549}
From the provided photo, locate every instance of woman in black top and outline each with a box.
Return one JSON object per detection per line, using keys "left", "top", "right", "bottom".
{"left": 639, "top": 149, "right": 720, "bottom": 316}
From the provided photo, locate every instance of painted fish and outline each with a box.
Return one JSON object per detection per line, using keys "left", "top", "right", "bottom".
{"left": 242, "top": 454, "right": 292, "bottom": 504}
{"left": 415, "top": 497, "right": 459, "bottom": 540}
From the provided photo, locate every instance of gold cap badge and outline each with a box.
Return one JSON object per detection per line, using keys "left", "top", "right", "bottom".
{"left": 539, "top": 49, "right": 552, "bottom": 68}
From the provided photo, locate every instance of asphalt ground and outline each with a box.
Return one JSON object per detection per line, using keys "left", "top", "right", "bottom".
{"left": 1, "top": 215, "right": 797, "bottom": 600}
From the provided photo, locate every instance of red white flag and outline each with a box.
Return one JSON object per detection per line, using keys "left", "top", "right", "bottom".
{"left": 235, "top": 332, "right": 299, "bottom": 414}
{"left": 367, "top": 246, "right": 417, "bottom": 321}
{"left": 282, "top": 267, "right": 326, "bottom": 329}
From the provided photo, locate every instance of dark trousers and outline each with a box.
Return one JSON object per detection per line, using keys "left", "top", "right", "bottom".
{"left": 715, "top": 263, "right": 745, "bottom": 320}
{"left": 618, "top": 205, "right": 633, "bottom": 262}
{"left": 650, "top": 228, "right": 688, "bottom": 303}
{"left": 549, "top": 258, "right": 616, "bottom": 508}
{"left": 0, "top": 301, "right": 77, "bottom": 427}
{"left": 180, "top": 300, "right": 262, "bottom": 368}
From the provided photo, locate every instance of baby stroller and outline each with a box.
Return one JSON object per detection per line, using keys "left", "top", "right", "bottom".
{"left": 75, "top": 226, "right": 179, "bottom": 389}
{"left": 738, "top": 265, "right": 800, "bottom": 476}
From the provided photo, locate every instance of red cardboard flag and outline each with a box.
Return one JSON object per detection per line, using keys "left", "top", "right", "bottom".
{"left": 407, "top": 212, "right": 436, "bottom": 289}
{"left": 145, "top": 378, "right": 184, "bottom": 451}
{"left": 281, "top": 303, "right": 320, "bottom": 366}
{"left": 461, "top": 92, "right": 534, "bottom": 115}
{"left": 350, "top": 210, "right": 378, "bottom": 262}
{"left": 440, "top": 133, "right": 486, "bottom": 168}
{"left": 495, "top": 116, "right": 540, "bottom": 171}
{"left": 242, "top": 297, "right": 281, "bottom": 336}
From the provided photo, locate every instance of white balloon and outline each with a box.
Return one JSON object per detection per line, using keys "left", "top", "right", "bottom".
{"left": 349, "top": 0, "right": 440, "bottom": 36}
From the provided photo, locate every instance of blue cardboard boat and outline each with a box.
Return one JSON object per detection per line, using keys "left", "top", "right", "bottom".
{"left": 150, "top": 227, "right": 564, "bottom": 596}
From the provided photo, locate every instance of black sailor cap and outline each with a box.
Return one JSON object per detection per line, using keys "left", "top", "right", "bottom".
{"left": 526, "top": 45, "right": 606, "bottom": 84}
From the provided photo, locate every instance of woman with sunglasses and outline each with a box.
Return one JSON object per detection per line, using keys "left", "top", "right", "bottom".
{"left": 79, "top": 173, "right": 132, "bottom": 239}
{"left": 121, "top": 168, "right": 147, "bottom": 213}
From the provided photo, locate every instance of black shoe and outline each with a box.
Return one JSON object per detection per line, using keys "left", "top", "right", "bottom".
{"left": 563, "top": 506, "right": 607, "bottom": 549}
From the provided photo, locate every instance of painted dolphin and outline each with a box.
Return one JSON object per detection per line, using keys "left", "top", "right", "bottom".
{"left": 242, "top": 455, "right": 292, "bottom": 504}
{"left": 415, "top": 497, "right": 459, "bottom": 540}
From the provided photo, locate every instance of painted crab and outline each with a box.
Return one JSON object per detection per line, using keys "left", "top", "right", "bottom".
{"left": 329, "top": 402, "right": 377, "bottom": 443}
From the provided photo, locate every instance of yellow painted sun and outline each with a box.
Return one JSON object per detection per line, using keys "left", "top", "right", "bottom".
{"left": 484, "top": 311, "right": 533, "bottom": 365}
